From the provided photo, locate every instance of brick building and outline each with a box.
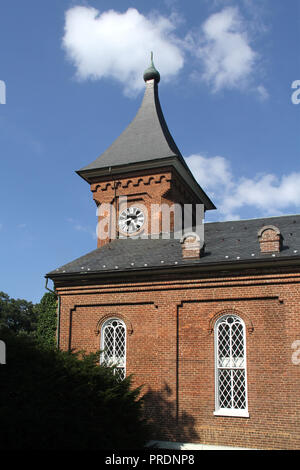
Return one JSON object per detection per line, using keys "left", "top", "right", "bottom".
{"left": 46, "top": 58, "right": 300, "bottom": 450}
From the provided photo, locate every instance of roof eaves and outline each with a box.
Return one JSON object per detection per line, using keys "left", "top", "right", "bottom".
{"left": 76, "top": 156, "right": 216, "bottom": 210}
{"left": 46, "top": 254, "right": 300, "bottom": 283}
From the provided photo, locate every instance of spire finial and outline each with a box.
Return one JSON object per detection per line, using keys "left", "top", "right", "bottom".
{"left": 143, "top": 52, "right": 160, "bottom": 83}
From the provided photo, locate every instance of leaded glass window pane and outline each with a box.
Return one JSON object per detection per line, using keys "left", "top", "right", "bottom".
{"left": 101, "top": 319, "right": 126, "bottom": 380}
{"left": 215, "top": 315, "right": 248, "bottom": 413}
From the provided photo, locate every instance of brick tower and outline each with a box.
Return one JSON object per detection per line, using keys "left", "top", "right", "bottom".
{"left": 76, "top": 54, "right": 215, "bottom": 247}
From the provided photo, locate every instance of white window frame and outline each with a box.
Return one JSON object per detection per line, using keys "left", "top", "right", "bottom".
{"left": 100, "top": 318, "right": 126, "bottom": 380}
{"left": 214, "top": 314, "right": 249, "bottom": 417}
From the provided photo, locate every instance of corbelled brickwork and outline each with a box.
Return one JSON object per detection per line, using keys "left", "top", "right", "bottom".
{"left": 91, "top": 167, "right": 198, "bottom": 247}
{"left": 56, "top": 269, "right": 300, "bottom": 450}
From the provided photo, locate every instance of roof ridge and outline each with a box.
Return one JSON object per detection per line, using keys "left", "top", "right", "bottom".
{"left": 205, "top": 213, "right": 300, "bottom": 225}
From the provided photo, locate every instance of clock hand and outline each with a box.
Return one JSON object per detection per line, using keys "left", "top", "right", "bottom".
{"left": 125, "top": 215, "right": 137, "bottom": 222}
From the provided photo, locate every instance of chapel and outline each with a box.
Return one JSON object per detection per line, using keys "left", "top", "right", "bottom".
{"left": 46, "top": 56, "right": 300, "bottom": 450}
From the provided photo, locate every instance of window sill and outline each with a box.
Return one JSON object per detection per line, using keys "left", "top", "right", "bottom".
{"left": 214, "top": 409, "right": 249, "bottom": 418}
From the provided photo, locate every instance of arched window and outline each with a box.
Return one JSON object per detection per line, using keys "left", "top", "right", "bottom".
{"left": 100, "top": 318, "right": 126, "bottom": 380}
{"left": 214, "top": 315, "right": 249, "bottom": 417}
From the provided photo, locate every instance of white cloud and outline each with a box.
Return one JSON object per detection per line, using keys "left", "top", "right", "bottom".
{"left": 185, "top": 154, "right": 300, "bottom": 220}
{"left": 223, "top": 173, "right": 300, "bottom": 214}
{"left": 62, "top": 6, "right": 184, "bottom": 95}
{"left": 62, "top": 5, "right": 267, "bottom": 98}
{"left": 186, "top": 154, "right": 233, "bottom": 195}
{"left": 192, "top": 6, "right": 258, "bottom": 92}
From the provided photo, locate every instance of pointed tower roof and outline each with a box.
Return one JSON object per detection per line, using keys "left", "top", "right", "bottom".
{"left": 77, "top": 55, "right": 216, "bottom": 210}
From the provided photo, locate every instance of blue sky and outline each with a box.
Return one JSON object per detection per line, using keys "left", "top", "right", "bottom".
{"left": 0, "top": 0, "right": 299, "bottom": 303}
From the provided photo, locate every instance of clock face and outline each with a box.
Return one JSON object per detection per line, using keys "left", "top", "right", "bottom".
{"left": 119, "top": 206, "right": 145, "bottom": 234}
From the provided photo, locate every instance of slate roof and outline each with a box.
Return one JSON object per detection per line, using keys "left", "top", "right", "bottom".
{"left": 46, "top": 214, "right": 300, "bottom": 279}
{"left": 76, "top": 77, "right": 215, "bottom": 210}
{"left": 78, "top": 80, "right": 181, "bottom": 172}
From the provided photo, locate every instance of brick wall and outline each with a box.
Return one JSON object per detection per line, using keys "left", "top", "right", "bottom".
{"left": 90, "top": 167, "right": 198, "bottom": 247}
{"left": 56, "top": 269, "right": 300, "bottom": 450}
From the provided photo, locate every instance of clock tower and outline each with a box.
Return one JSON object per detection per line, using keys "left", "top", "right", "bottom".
{"left": 76, "top": 55, "right": 215, "bottom": 247}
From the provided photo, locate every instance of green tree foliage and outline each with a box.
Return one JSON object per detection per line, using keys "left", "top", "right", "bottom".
{"left": 0, "top": 291, "right": 37, "bottom": 336}
{"left": 0, "top": 329, "right": 149, "bottom": 450}
{"left": 35, "top": 291, "right": 57, "bottom": 348}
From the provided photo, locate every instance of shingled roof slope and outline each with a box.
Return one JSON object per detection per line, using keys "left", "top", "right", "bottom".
{"left": 76, "top": 60, "right": 216, "bottom": 210}
{"left": 46, "top": 214, "right": 300, "bottom": 278}
{"left": 78, "top": 80, "right": 181, "bottom": 172}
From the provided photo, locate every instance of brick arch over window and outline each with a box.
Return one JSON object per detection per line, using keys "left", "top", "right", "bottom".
{"left": 95, "top": 313, "right": 133, "bottom": 336}
{"left": 257, "top": 225, "right": 282, "bottom": 253}
{"left": 257, "top": 224, "right": 281, "bottom": 237}
{"left": 208, "top": 309, "right": 254, "bottom": 335}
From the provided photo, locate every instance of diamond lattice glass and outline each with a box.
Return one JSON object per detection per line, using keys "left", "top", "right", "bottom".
{"left": 101, "top": 319, "right": 126, "bottom": 380}
{"left": 216, "top": 315, "right": 247, "bottom": 411}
